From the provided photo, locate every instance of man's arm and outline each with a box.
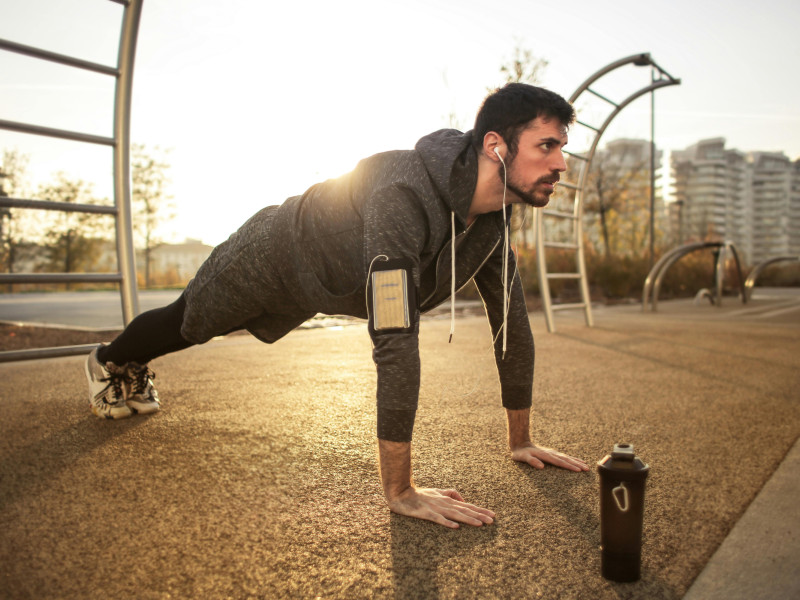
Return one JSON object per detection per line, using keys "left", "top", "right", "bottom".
{"left": 378, "top": 439, "right": 496, "bottom": 528}
{"left": 506, "top": 408, "right": 590, "bottom": 472}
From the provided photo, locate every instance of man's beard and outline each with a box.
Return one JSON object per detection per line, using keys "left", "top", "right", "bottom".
{"left": 500, "top": 162, "right": 559, "bottom": 208}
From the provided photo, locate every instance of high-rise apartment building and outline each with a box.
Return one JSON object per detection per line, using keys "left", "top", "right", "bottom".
{"left": 749, "top": 152, "right": 800, "bottom": 263}
{"left": 670, "top": 138, "right": 799, "bottom": 265}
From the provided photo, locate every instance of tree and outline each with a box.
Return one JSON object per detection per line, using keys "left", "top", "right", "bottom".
{"left": 132, "top": 144, "right": 174, "bottom": 288}
{"left": 0, "top": 149, "right": 34, "bottom": 282}
{"left": 499, "top": 44, "right": 549, "bottom": 85}
{"left": 583, "top": 145, "right": 651, "bottom": 259}
{"left": 37, "top": 174, "right": 107, "bottom": 284}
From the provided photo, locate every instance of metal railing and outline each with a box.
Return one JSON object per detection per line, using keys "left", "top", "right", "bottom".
{"left": 744, "top": 256, "right": 800, "bottom": 300}
{"left": 642, "top": 241, "right": 746, "bottom": 311}
{"left": 0, "top": 0, "right": 143, "bottom": 363}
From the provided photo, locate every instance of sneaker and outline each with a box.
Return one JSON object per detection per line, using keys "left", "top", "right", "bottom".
{"left": 126, "top": 362, "right": 160, "bottom": 415}
{"left": 85, "top": 346, "right": 133, "bottom": 420}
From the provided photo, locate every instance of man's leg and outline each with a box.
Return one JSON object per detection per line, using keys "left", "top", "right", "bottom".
{"left": 99, "top": 293, "right": 193, "bottom": 366}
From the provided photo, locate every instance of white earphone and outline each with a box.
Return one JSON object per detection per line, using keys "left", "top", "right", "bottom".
{"left": 494, "top": 147, "right": 505, "bottom": 166}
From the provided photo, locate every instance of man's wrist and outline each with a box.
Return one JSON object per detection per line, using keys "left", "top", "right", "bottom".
{"left": 510, "top": 440, "right": 534, "bottom": 452}
{"left": 378, "top": 439, "right": 413, "bottom": 501}
{"left": 505, "top": 407, "right": 532, "bottom": 450}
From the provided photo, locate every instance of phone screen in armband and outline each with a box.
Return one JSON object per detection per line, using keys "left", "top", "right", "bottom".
{"left": 371, "top": 269, "right": 410, "bottom": 331}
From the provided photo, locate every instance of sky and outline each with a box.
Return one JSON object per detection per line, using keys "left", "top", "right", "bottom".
{"left": 2, "top": 0, "right": 799, "bottom": 246}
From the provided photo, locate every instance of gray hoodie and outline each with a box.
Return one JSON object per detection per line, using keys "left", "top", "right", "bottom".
{"left": 182, "top": 129, "right": 534, "bottom": 441}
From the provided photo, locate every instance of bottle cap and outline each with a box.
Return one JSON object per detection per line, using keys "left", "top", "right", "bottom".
{"left": 611, "top": 443, "right": 635, "bottom": 460}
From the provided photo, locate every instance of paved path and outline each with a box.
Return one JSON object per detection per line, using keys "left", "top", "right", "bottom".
{"left": 0, "top": 293, "right": 798, "bottom": 599}
{"left": 0, "top": 290, "right": 183, "bottom": 329}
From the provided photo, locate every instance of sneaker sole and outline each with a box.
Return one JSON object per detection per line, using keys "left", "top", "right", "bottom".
{"left": 91, "top": 404, "right": 133, "bottom": 419}
{"left": 127, "top": 400, "right": 160, "bottom": 415}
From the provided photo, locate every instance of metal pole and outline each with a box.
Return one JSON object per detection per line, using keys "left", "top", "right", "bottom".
{"left": 114, "top": 0, "right": 143, "bottom": 324}
{"left": 649, "top": 67, "right": 656, "bottom": 270}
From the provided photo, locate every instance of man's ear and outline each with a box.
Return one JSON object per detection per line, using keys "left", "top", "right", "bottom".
{"left": 483, "top": 131, "right": 505, "bottom": 162}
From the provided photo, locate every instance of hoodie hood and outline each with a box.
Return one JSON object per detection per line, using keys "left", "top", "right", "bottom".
{"left": 414, "top": 129, "right": 478, "bottom": 227}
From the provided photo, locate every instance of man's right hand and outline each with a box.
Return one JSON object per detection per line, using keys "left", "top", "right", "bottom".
{"left": 378, "top": 439, "right": 495, "bottom": 528}
{"left": 387, "top": 486, "right": 496, "bottom": 529}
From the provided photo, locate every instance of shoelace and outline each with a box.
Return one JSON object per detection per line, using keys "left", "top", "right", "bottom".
{"left": 129, "top": 365, "right": 155, "bottom": 395}
{"left": 98, "top": 372, "right": 126, "bottom": 403}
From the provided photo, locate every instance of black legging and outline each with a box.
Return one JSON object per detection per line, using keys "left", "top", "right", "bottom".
{"left": 97, "top": 293, "right": 194, "bottom": 366}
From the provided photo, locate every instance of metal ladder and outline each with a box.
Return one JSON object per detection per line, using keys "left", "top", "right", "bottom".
{"left": 534, "top": 52, "right": 680, "bottom": 332}
{"left": 0, "top": 0, "right": 144, "bottom": 362}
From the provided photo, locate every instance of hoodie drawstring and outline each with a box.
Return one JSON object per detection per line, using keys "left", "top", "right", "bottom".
{"left": 500, "top": 163, "right": 510, "bottom": 360}
{"left": 449, "top": 211, "right": 456, "bottom": 343}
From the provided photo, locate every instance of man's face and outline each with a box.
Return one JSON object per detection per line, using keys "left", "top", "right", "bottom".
{"left": 501, "top": 116, "right": 569, "bottom": 208}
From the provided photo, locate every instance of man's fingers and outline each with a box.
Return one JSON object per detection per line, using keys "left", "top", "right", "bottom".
{"left": 514, "top": 445, "right": 591, "bottom": 472}
{"left": 440, "top": 488, "right": 465, "bottom": 502}
{"left": 543, "top": 451, "right": 590, "bottom": 472}
{"left": 432, "top": 490, "right": 495, "bottom": 526}
{"left": 389, "top": 487, "right": 497, "bottom": 529}
{"left": 527, "top": 456, "right": 545, "bottom": 469}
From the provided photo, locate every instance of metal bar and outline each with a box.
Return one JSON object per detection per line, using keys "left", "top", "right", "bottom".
{"left": 642, "top": 242, "right": 711, "bottom": 310}
{"left": 533, "top": 206, "right": 555, "bottom": 332}
{"left": 547, "top": 273, "right": 581, "bottom": 279}
{"left": 0, "top": 344, "right": 99, "bottom": 364}
{"left": 542, "top": 209, "right": 577, "bottom": 220}
{"left": 0, "top": 273, "right": 122, "bottom": 284}
{"left": 0, "top": 118, "right": 115, "bottom": 146}
{"left": 569, "top": 53, "right": 652, "bottom": 103}
{"left": 651, "top": 243, "right": 724, "bottom": 312}
{"left": 552, "top": 302, "right": 587, "bottom": 311}
{"left": 648, "top": 58, "right": 679, "bottom": 83}
{"left": 565, "top": 150, "right": 590, "bottom": 162}
{"left": 544, "top": 241, "right": 578, "bottom": 250}
{"left": 0, "top": 37, "right": 119, "bottom": 76}
{"left": 107, "top": 0, "right": 131, "bottom": 6}
{"left": 555, "top": 181, "right": 580, "bottom": 191}
{"left": 744, "top": 256, "right": 800, "bottom": 300}
{"left": 576, "top": 119, "right": 600, "bottom": 132}
{"left": 714, "top": 245, "right": 726, "bottom": 307}
{"left": 586, "top": 87, "right": 619, "bottom": 107}
{"left": 724, "top": 241, "right": 747, "bottom": 303}
{"left": 113, "top": 0, "right": 142, "bottom": 324}
{"left": 0, "top": 197, "right": 117, "bottom": 215}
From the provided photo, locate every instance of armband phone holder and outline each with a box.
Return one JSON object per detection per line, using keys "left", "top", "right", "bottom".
{"left": 367, "top": 257, "right": 417, "bottom": 335}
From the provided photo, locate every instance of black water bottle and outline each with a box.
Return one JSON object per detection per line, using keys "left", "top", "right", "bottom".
{"left": 598, "top": 443, "right": 650, "bottom": 582}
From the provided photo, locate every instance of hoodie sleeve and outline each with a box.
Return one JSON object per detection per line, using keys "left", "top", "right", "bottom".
{"left": 363, "top": 185, "right": 430, "bottom": 442}
{"left": 473, "top": 239, "right": 535, "bottom": 411}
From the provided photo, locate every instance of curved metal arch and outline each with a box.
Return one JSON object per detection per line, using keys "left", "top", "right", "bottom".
{"left": 643, "top": 241, "right": 746, "bottom": 311}
{"left": 642, "top": 242, "right": 716, "bottom": 310}
{"left": 571, "top": 63, "right": 681, "bottom": 222}
{"left": 744, "top": 256, "right": 800, "bottom": 300}
{"left": 534, "top": 53, "right": 680, "bottom": 333}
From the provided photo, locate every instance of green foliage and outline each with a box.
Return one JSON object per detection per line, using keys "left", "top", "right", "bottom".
{"left": 37, "top": 174, "right": 108, "bottom": 280}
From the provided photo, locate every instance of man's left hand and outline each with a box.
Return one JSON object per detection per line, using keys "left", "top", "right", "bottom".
{"left": 511, "top": 443, "right": 590, "bottom": 472}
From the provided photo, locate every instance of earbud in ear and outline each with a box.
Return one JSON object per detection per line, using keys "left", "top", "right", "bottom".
{"left": 494, "top": 147, "right": 505, "bottom": 165}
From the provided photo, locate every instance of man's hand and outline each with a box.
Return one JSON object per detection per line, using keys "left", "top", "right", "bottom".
{"left": 387, "top": 486, "right": 496, "bottom": 529}
{"left": 506, "top": 408, "right": 589, "bottom": 472}
{"left": 511, "top": 442, "right": 590, "bottom": 472}
{"left": 378, "top": 439, "right": 495, "bottom": 528}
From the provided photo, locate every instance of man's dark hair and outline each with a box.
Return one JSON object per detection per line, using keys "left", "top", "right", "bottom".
{"left": 472, "top": 83, "right": 575, "bottom": 157}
